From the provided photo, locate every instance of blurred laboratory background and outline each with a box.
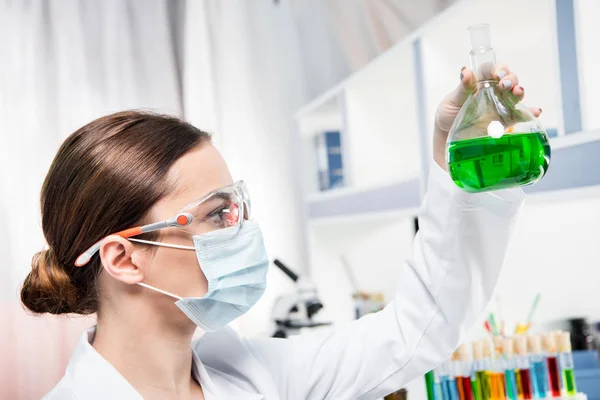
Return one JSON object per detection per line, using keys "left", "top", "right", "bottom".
{"left": 1, "top": 0, "right": 600, "bottom": 399}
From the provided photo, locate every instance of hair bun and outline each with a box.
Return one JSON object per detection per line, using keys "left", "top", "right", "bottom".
{"left": 21, "top": 249, "right": 80, "bottom": 315}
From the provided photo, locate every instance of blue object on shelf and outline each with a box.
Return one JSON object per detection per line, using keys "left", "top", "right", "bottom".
{"left": 546, "top": 127, "right": 559, "bottom": 138}
{"left": 573, "top": 350, "right": 600, "bottom": 400}
{"left": 574, "top": 369, "right": 600, "bottom": 400}
{"left": 573, "top": 350, "right": 600, "bottom": 369}
{"left": 315, "top": 130, "right": 344, "bottom": 191}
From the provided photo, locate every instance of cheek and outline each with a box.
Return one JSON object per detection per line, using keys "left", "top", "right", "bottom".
{"left": 145, "top": 245, "right": 208, "bottom": 298}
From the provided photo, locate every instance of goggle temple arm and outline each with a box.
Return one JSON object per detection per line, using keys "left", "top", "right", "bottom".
{"left": 74, "top": 213, "right": 193, "bottom": 267}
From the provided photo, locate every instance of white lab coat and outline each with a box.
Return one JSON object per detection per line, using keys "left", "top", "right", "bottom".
{"left": 43, "top": 163, "right": 524, "bottom": 400}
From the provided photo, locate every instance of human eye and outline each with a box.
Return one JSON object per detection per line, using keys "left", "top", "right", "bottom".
{"left": 198, "top": 196, "right": 239, "bottom": 229}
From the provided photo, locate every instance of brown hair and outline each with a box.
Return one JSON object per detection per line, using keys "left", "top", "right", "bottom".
{"left": 21, "top": 110, "right": 211, "bottom": 315}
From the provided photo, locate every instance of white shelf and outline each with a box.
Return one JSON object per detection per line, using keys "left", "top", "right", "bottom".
{"left": 525, "top": 135, "right": 600, "bottom": 194}
{"left": 525, "top": 182, "right": 600, "bottom": 205}
{"left": 549, "top": 129, "right": 600, "bottom": 150}
{"left": 295, "top": 0, "right": 589, "bottom": 215}
{"left": 295, "top": 85, "right": 344, "bottom": 121}
{"left": 306, "top": 182, "right": 390, "bottom": 203}
{"left": 342, "top": 40, "right": 421, "bottom": 190}
{"left": 296, "top": 28, "right": 423, "bottom": 200}
{"left": 308, "top": 207, "right": 420, "bottom": 228}
{"left": 307, "top": 178, "right": 421, "bottom": 220}
{"left": 294, "top": 0, "right": 600, "bottom": 285}
{"left": 296, "top": 96, "right": 343, "bottom": 138}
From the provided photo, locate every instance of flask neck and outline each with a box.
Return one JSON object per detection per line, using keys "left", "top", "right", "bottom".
{"left": 470, "top": 47, "right": 496, "bottom": 82}
{"left": 476, "top": 80, "right": 499, "bottom": 89}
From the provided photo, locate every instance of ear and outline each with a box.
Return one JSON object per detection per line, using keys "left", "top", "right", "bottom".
{"left": 99, "top": 235, "right": 145, "bottom": 284}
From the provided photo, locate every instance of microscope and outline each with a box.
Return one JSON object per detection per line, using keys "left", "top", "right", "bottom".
{"left": 270, "top": 259, "right": 330, "bottom": 338}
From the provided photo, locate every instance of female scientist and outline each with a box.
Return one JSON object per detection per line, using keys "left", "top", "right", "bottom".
{"left": 23, "top": 65, "right": 539, "bottom": 400}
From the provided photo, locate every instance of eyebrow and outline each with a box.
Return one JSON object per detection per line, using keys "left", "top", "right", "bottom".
{"left": 211, "top": 192, "right": 233, "bottom": 200}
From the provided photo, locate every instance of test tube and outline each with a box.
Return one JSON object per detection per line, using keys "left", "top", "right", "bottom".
{"left": 440, "top": 361, "right": 453, "bottom": 400}
{"left": 477, "top": 341, "right": 493, "bottom": 400}
{"left": 457, "top": 344, "right": 474, "bottom": 400}
{"left": 543, "top": 333, "right": 561, "bottom": 398}
{"left": 515, "top": 336, "right": 534, "bottom": 400}
{"left": 449, "top": 352, "right": 461, "bottom": 400}
{"left": 527, "top": 334, "right": 549, "bottom": 399}
{"left": 492, "top": 337, "right": 507, "bottom": 400}
{"left": 426, "top": 370, "right": 436, "bottom": 400}
{"left": 559, "top": 332, "right": 577, "bottom": 397}
{"left": 553, "top": 330, "right": 565, "bottom": 393}
{"left": 471, "top": 369, "right": 480, "bottom": 400}
{"left": 482, "top": 340, "right": 503, "bottom": 400}
{"left": 472, "top": 341, "right": 484, "bottom": 400}
{"left": 434, "top": 367, "right": 444, "bottom": 400}
{"left": 502, "top": 338, "right": 519, "bottom": 400}
{"left": 454, "top": 347, "right": 467, "bottom": 400}
{"left": 482, "top": 341, "right": 500, "bottom": 400}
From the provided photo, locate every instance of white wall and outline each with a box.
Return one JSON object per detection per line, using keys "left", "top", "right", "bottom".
{"left": 496, "top": 191, "right": 600, "bottom": 327}
{"left": 309, "top": 213, "right": 416, "bottom": 325}
{"left": 343, "top": 44, "right": 421, "bottom": 189}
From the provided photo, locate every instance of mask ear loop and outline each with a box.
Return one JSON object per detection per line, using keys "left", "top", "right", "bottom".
{"left": 137, "top": 282, "right": 183, "bottom": 300}
{"left": 128, "top": 238, "right": 195, "bottom": 251}
{"left": 128, "top": 238, "right": 196, "bottom": 300}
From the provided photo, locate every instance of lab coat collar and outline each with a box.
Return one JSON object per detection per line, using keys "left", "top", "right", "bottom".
{"left": 67, "top": 327, "right": 141, "bottom": 399}
{"left": 66, "top": 326, "right": 222, "bottom": 399}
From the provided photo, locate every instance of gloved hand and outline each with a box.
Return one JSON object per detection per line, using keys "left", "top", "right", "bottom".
{"left": 432, "top": 63, "right": 543, "bottom": 170}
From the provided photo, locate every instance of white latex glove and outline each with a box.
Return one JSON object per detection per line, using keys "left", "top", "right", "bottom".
{"left": 432, "top": 63, "right": 543, "bottom": 170}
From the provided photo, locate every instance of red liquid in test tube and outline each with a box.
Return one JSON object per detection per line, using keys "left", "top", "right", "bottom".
{"left": 546, "top": 356, "right": 561, "bottom": 397}
{"left": 519, "top": 369, "right": 533, "bottom": 400}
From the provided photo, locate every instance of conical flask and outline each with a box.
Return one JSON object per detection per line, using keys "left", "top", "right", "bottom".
{"left": 446, "top": 24, "right": 551, "bottom": 192}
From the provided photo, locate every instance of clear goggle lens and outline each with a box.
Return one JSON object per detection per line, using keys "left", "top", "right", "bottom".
{"left": 177, "top": 181, "right": 250, "bottom": 235}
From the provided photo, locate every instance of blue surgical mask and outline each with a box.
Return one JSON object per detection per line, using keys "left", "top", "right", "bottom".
{"left": 135, "top": 220, "right": 269, "bottom": 331}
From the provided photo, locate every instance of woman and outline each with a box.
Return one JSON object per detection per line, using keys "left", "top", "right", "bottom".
{"left": 23, "top": 65, "right": 538, "bottom": 399}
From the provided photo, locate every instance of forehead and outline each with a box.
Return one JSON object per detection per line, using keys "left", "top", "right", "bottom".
{"left": 152, "top": 144, "right": 233, "bottom": 219}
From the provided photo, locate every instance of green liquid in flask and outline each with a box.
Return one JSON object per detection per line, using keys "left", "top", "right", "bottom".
{"left": 447, "top": 131, "right": 550, "bottom": 192}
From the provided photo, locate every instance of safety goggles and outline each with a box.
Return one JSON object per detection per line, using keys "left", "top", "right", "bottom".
{"left": 75, "top": 180, "right": 251, "bottom": 267}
